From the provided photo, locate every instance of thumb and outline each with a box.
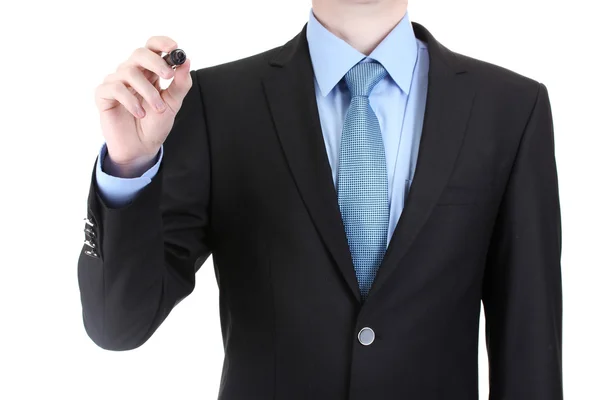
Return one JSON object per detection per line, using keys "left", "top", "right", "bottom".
{"left": 163, "top": 58, "right": 193, "bottom": 110}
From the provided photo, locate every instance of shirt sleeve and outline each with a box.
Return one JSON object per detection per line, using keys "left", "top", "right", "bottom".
{"left": 95, "top": 143, "right": 163, "bottom": 208}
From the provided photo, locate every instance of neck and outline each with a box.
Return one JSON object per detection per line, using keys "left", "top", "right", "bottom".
{"left": 312, "top": 0, "right": 408, "bottom": 55}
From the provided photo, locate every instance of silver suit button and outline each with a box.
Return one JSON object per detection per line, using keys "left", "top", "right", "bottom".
{"left": 84, "top": 250, "right": 98, "bottom": 258}
{"left": 358, "top": 327, "right": 375, "bottom": 346}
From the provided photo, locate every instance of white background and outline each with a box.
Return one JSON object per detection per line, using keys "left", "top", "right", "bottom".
{"left": 1, "top": 0, "right": 598, "bottom": 398}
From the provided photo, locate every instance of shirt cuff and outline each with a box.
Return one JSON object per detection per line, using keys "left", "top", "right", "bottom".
{"left": 95, "top": 143, "right": 163, "bottom": 208}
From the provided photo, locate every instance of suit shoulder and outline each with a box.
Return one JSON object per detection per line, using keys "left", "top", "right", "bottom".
{"left": 192, "top": 45, "right": 282, "bottom": 83}
{"left": 451, "top": 50, "right": 542, "bottom": 98}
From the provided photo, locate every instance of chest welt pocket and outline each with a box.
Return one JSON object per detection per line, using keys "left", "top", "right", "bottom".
{"left": 436, "top": 185, "right": 498, "bottom": 206}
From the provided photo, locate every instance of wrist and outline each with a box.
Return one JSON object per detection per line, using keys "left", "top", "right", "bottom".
{"left": 103, "top": 150, "right": 159, "bottom": 178}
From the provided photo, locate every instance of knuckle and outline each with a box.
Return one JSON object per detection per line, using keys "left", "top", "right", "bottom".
{"left": 147, "top": 35, "right": 177, "bottom": 50}
{"left": 103, "top": 72, "right": 117, "bottom": 84}
{"left": 95, "top": 82, "right": 116, "bottom": 101}
{"left": 158, "top": 35, "right": 175, "bottom": 44}
{"left": 94, "top": 84, "right": 103, "bottom": 98}
{"left": 110, "top": 81, "right": 125, "bottom": 94}
{"left": 96, "top": 82, "right": 110, "bottom": 93}
{"left": 145, "top": 36, "right": 158, "bottom": 47}
{"left": 132, "top": 47, "right": 147, "bottom": 60}
{"left": 121, "top": 66, "right": 137, "bottom": 80}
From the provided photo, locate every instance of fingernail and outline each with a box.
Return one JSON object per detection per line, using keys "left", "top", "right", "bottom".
{"left": 134, "top": 104, "right": 145, "bottom": 118}
{"left": 155, "top": 100, "right": 166, "bottom": 111}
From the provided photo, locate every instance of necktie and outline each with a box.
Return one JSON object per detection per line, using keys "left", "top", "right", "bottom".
{"left": 337, "top": 60, "right": 390, "bottom": 300}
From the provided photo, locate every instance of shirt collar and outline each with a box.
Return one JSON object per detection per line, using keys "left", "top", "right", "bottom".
{"left": 306, "top": 8, "right": 418, "bottom": 97}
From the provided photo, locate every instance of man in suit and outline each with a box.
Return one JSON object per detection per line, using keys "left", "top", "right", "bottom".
{"left": 79, "top": 0, "right": 563, "bottom": 398}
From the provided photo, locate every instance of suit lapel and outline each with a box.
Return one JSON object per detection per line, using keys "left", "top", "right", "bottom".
{"left": 367, "top": 23, "right": 476, "bottom": 300}
{"left": 262, "top": 25, "right": 363, "bottom": 302}
{"left": 262, "top": 22, "right": 475, "bottom": 304}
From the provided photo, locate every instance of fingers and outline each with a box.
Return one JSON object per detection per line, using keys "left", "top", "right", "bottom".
{"left": 95, "top": 35, "right": 184, "bottom": 117}
{"left": 145, "top": 36, "right": 178, "bottom": 55}
{"left": 163, "top": 58, "right": 193, "bottom": 108}
{"left": 95, "top": 81, "right": 145, "bottom": 118}
{"left": 143, "top": 36, "right": 179, "bottom": 82}
{"left": 106, "top": 66, "right": 168, "bottom": 113}
{"left": 121, "top": 47, "right": 175, "bottom": 81}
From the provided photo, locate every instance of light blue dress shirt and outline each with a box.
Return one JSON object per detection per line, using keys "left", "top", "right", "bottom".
{"left": 96, "top": 9, "right": 429, "bottom": 245}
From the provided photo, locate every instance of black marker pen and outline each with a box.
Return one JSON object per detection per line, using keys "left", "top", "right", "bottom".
{"left": 163, "top": 49, "right": 186, "bottom": 68}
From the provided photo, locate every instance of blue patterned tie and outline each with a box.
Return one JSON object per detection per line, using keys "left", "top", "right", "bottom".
{"left": 337, "top": 60, "right": 390, "bottom": 300}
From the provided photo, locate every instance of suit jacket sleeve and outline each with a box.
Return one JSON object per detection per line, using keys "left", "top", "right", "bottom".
{"left": 482, "top": 83, "right": 563, "bottom": 399}
{"left": 78, "top": 69, "right": 212, "bottom": 351}
{"left": 94, "top": 143, "right": 163, "bottom": 208}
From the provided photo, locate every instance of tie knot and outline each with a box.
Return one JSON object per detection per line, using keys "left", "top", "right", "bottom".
{"left": 344, "top": 61, "right": 388, "bottom": 98}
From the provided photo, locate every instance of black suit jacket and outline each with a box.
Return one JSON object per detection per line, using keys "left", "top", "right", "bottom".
{"left": 78, "top": 21, "right": 563, "bottom": 399}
